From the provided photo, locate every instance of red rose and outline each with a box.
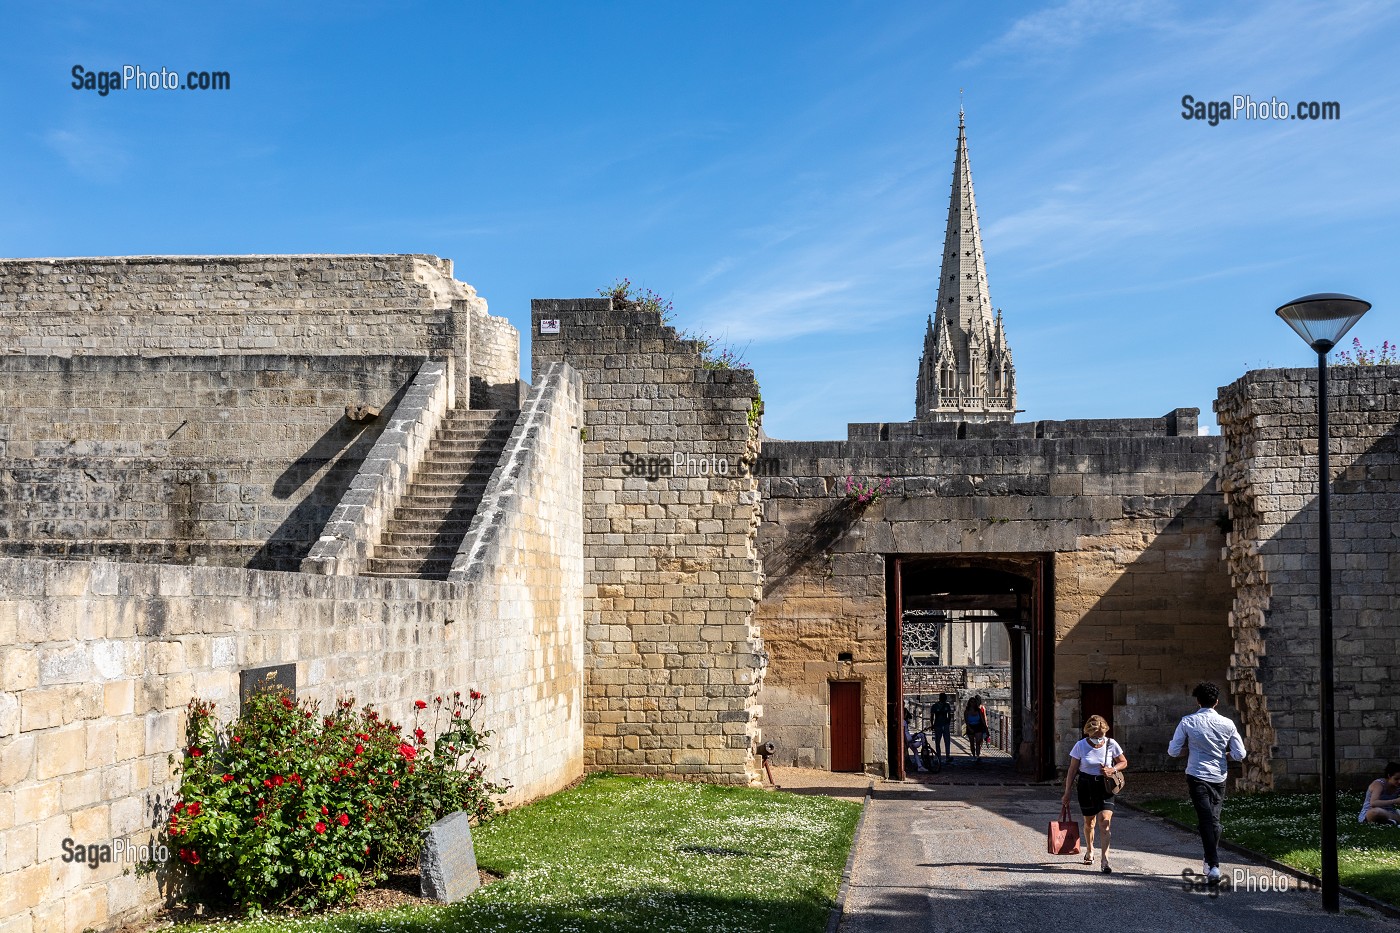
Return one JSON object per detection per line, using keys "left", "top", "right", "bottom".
{"left": 415, "top": 700, "right": 427, "bottom": 709}
{"left": 186, "top": 801, "right": 202, "bottom": 817}
{"left": 392, "top": 780, "right": 400, "bottom": 789}
{"left": 314, "top": 822, "right": 327, "bottom": 834}
{"left": 188, "top": 747, "right": 203, "bottom": 758}
{"left": 272, "top": 776, "right": 284, "bottom": 787}
{"left": 334, "top": 873, "right": 345, "bottom": 881}
{"left": 321, "top": 805, "right": 328, "bottom": 815}
{"left": 337, "top": 813, "right": 349, "bottom": 827}
{"left": 470, "top": 690, "right": 483, "bottom": 700}
{"left": 173, "top": 801, "right": 186, "bottom": 814}
{"left": 221, "top": 774, "right": 233, "bottom": 783}
{"left": 397, "top": 743, "right": 417, "bottom": 761}
{"left": 281, "top": 696, "right": 293, "bottom": 709}
{"left": 354, "top": 744, "right": 364, "bottom": 755}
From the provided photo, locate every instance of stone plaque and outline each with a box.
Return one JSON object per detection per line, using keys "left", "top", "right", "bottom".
{"left": 419, "top": 811, "right": 481, "bottom": 902}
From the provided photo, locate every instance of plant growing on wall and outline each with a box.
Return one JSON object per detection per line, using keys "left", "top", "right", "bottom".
{"left": 599, "top": 279, "right": 750, "bottom": 371}
{"left": 842, "top": 475, "right": 893, "bottom": 505}
{"left": 166, "top": 688, "right": 505, "bottom": 912}
{"left": 1334, "top": 337, "right": 1397, "bottom": 366}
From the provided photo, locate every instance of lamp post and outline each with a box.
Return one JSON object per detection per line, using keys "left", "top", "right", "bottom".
{"left": 1275, "top": 292, "right": 1371, "bottom": 914}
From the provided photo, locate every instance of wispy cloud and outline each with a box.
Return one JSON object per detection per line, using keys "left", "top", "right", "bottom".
{"left": 43, "top": 125, "right": 130, "bottom": 182}
{"left": 965, "top": 0, "right": 1169, "bottom": 66}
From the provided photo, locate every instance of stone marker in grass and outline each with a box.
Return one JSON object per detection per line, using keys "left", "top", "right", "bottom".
{"left": 420, "top": 812, "right": 481, "bottom": 902}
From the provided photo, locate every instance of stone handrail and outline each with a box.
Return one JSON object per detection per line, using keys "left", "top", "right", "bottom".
{"left": 301, "top": 359, "right": 454, "bottom": 575}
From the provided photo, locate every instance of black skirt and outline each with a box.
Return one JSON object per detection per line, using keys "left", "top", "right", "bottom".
{"left": 1077, "top": 773, "right": 1116, "bottom": 816}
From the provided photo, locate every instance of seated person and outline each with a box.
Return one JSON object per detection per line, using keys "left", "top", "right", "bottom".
{"left": 1360, "top": 762, "right": 1400, "bottom": 824}
{"left": 904, "top": 711, "right": 931, "bottom": 772}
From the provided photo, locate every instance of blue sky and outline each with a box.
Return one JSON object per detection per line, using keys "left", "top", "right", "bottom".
{"left": 3, "top": 1, "right": 1397, "bottom": 439}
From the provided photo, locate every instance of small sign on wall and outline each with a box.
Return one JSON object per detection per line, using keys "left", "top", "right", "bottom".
{"left": 240, "top": 663, "right": 296, "bottom": 714}
{"left": 539, "top": 319, "right": 561, "bottom": 334}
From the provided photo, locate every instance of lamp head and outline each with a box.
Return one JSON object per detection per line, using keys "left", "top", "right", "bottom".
{"left": 1275, "top": 293, "right": 1371, "bottom": 353}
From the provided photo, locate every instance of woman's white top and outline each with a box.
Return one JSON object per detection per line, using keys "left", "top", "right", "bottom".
{"left": 1070, "top": 737, "right": 1123, "bottom": 776}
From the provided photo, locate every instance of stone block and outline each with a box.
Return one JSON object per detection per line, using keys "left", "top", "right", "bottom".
{"left": 419, "top": 811, "right": 481, "bottom": 903}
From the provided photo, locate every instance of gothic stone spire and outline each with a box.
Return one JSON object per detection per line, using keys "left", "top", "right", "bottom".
{"left": 915, "top": 110, "right": 1016, "bottom": 423}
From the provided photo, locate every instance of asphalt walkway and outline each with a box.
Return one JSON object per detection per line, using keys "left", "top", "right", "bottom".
{"left": 837, "top": 782, "right": 1396, "bottom": 933}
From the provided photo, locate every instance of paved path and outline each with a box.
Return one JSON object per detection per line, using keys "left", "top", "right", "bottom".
{"left": 838, "top": 782, "right": 1396, "bottom": 933}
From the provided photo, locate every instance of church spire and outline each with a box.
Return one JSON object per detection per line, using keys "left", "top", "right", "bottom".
{"left": 915, "top": 110, "right": 1016, "bottom": 423}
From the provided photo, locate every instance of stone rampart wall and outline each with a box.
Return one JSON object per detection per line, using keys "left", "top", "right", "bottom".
{"left": 0, "top": 354, "right": 424, "bottom": 570}
{"left": 0, "top": 255, "right": 482, "bottom": 361}
{"left": 757, "top": 428, "right": 1233, "bottom": 774}
{"left": 530, "top": 299, "right": 765, "bottom": 784}
{"left": 1216, "top": 365, "right": 1400, "bottom": 790}
{"left": 469, "top": 307, "right": 522, "bottom": 408}
{"left": 0, "top": 413, "right": 584, "bottom": 931}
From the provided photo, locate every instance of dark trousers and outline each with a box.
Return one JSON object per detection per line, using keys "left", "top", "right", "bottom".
{"left": 932, "top": 724, "right": 952, "bottom": 758}
{"left": 1187, "top": 775, "right": 1226, "bottom": 867}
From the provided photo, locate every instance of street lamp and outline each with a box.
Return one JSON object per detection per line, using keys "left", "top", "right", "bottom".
{"left": 1275, "top": 292, "right": 1371, "bottom": 914}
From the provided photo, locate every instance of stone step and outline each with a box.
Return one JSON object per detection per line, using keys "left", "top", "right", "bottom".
{"left": 374, "top": 543, "right": 459, "bottom": 559}
{"left": 383, "top": 530, "right": 472, "bottom": 547}
{"left": 364, "top": 558, "right": 455, "bottom": 578}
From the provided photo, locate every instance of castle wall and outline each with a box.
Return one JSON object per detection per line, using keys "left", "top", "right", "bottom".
{"left": 1216, "top": 365, "right": 1400, "bottom": 790}
{"left": 530, "top": 299, "right": 765, "bottom": 784}
{"left": 469, "top": 306, "right": 522, "bottom": 408}
{"left": 0, "top": 410, "right": 584, "bottom": 931}
{"left": 757, "top": 418, "right": 1234, "bottom": 774}
{"left": 0, "top": 354, "right": 425, "bottom": 570}
{"left": 0, "top": 255, "right": 482, "bottom": 361}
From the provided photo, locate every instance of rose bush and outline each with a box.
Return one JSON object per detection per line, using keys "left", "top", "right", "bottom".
{"left": 168, "top": 689, "right": 505, "bottom": 911}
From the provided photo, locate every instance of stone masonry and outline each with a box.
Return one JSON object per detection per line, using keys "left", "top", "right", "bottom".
{"left": 0, "top": 353, "right": 424, "bottom": 570}
{"left": 531, "top": 299, "right": 766, "bottom": 784}
{"left": 1216, "top": 365, "right": 1400, "bottom": 791}
{"left": 757, "top": 412, "right": 1235, "bottom": 776}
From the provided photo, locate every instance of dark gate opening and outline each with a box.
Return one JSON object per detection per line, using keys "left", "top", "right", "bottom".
{"left": 887, "top": 553, "right": 1055, "bottom": 781}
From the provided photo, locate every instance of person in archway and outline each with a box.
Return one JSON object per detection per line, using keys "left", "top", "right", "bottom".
{"left": 1167, "top": 682, "right": 1246, "bottom": 886}
{"left": 1061, "top": 715, "right": 1126, "bottom": 873}
{"left": 931, "top": 693, "right": 954, "bottom": 763}
{"left": 964, "top": 695, "right": 990, "bottom": 761}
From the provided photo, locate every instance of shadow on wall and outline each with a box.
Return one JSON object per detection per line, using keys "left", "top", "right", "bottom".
{"left": 1237, "top": 419, "right": 1400, "bottom": 791}
{"left": 1054, "top": 487, "right": 1234, "bottom": 774}
{"left": 248, "top": 380, "right": 411, "bottom": 571}
{"left": 763, "top": 495, "right": 865, "bottom": 589}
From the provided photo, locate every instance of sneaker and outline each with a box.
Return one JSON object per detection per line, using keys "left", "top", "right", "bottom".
{"left": 1201, "top": 861, "right": 1211, "bottom": 877}
{"left": 1207, "top": 866, "right": 1221, "bottom": 885}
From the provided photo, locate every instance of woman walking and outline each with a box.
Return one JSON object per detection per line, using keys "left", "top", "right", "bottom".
{"left": 964, "top": 695, "right": 990, "bottom": 761}
{"left": 1061, "top": 715, "right": 1127, "bottom": 873}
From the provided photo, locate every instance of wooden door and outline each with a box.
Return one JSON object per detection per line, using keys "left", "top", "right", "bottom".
{"left": 1081, "top": 682, "right": 1115, "bottom": 735}
{"left": 830, "top": 681, "right": 863, "bottom": 772}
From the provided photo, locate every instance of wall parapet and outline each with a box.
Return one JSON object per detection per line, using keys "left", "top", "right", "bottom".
{"left": 301, "top": 360, "right": 454, "bottom": 576}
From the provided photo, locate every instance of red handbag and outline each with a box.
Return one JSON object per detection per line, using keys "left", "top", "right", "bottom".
{"left": 1047, "top": 805, "right": 1081, "bottom": 855}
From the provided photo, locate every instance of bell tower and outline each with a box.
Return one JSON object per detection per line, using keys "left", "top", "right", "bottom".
{"left": 915, "top": 109, "right": 1016, "bottom": 423}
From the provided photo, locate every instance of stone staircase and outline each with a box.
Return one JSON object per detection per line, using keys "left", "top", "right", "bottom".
{"left": 364, "top": 408, "right": 517, "bottom": 579}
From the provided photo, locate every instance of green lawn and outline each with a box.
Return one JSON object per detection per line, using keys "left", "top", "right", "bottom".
{"left": 170, "top": 773, "right": 862, "bottom": 933}
{"left": 1137, "top": 791, "right": 1400, "bottom": 906}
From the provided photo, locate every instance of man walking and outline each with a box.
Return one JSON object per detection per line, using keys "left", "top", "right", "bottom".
{"left": 931, "top": 693, "right": 954, "bottom": 763}
{"left": 1168, "top": 682, "right": 1246, "bottom": 885}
